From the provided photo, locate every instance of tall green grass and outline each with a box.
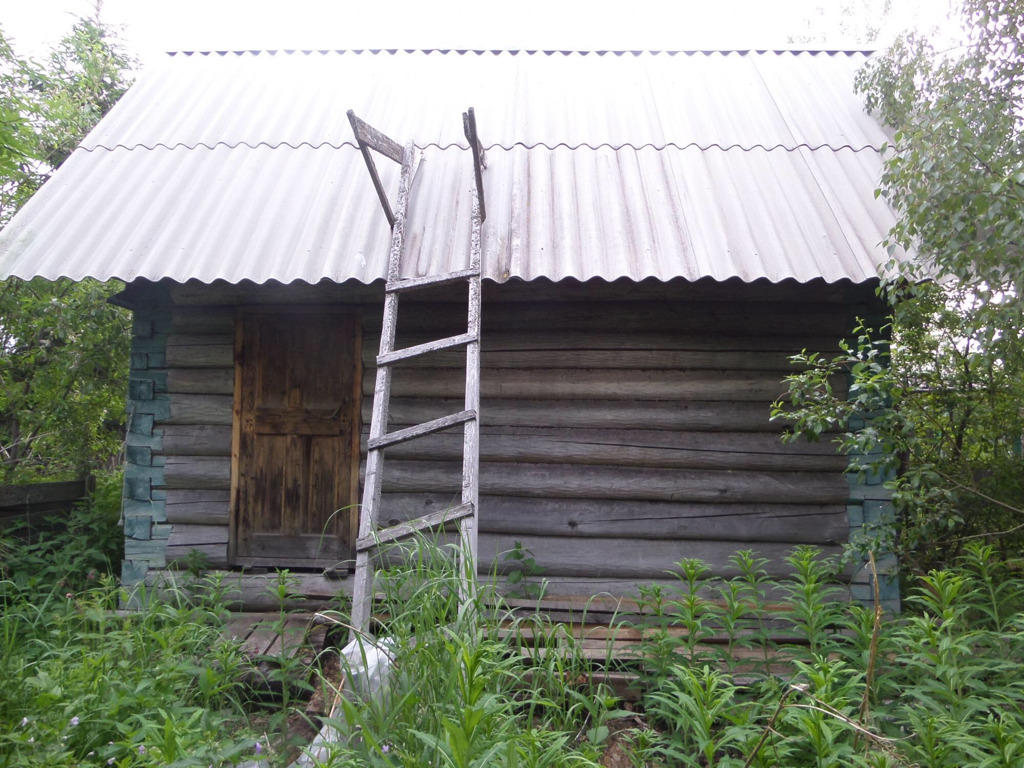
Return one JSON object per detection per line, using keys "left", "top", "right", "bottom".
{"left": 0, "top": 577, "right": 261, "bottom": 767}
{"left": 4, "top": 500, "right": 1024, "bottom": 768}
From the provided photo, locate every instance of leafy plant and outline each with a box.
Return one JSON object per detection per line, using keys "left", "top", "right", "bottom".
{"left": 502, "top": 540, "right": 546, "bottom": 600}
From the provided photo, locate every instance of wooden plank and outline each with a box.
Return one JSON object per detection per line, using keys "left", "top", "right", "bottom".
{"left": 377, "top": 332, "right": 477, "bottom": 366}
{"left": 165, "top": 368, "right": 234, "bottom": 394}
{"left": 364, "top": 428, "right": 846, "bottom": 472}
{"left": 368, "top": 409, "right": 475, "bottom": 451}
{"left": 0, "top": 479, "right": 90, "bottom": 509}
{"left": 241, "top": 624, "right": 280, "bottom": 657}
{"left": 162, "top": 456, "right": 231, "bottom": 490}
{"left": 251, "top": 533, "right": 346, "bottom": 562}
{"left": 378, "top": 495, "right": 849, "bottom": 544}
{"left": 165, "top": 489, "right": 230, "bottom": 525}
{"left": 263, "top": 615, "right": 310, "bottom": 659}
{"left": 222, "top": 612, "right": 261, "bottom": 643}
{"left": 371, "top": 461, "right": 849, "bottom": 504}
{"left": 160, "top": 425, "right": 233, "bottom": 456}
{"left": 166, "top": 394, "right": 234, "bottom": 425}
{"left": 0, "top": 500, "right": 84, "bottom": 528}
{"left": 253, "top": 410, "right": 348, "bottom": 435}
{"left": 364, "top": 369, "right": 829, "bottom": 403}
{"left": 348, "top": 112, "right": 404, "bottom": 163}
{"left": 357, "top": 502, "right": 474, "bottom": 552}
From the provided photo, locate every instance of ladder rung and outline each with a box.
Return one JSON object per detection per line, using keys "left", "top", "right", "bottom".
{"left": 357, "top": 502, "right": 475, "bottom": 552}
{"left": 368, "top": 409, "right": 476, "bottom": 451}
{"left": 377, "top": 332, "right": 477, "bottom": 366}
{"left": 387, "top": 268, "right": 480, "bottom": 293}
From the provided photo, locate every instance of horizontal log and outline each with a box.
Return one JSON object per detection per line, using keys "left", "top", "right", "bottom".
{"left": 165, "top": 368, "right": 234, "bottom": 395}
{"left": 160, "top": 425, "right": 233, "bottom": 457}
{"left": 369, "top": 301, "right": 851, "bottom": 337}
{"left": 371, "top": 398, "right": 786, "bottom": 432}
{"left": 376, "top": 495, "right": 849, "bottom": 544}
{"left": 168, "top": 523, "right": 228, "bottom": 547}
{"left": 168, "top": 306, "right": 236, "bottom": 334}
{"left": 146, "top": 568, "right": 348, "bottom": 611}
{"left": 376, "top": 533, "right": 848, "bottom": 580}
{"left": 367, "top": 368, "right": 802, "bottom": 402}
{"left": 498, "top": 576, "right": 852, "bottom": 604}
{"left": 165, "top": 544, "right": 228, "bottom": 569}
{"left": 485, "top": 277, "right": 864, "bottom": 305}
{"left": 372, "top": 461, "right": 849, "bottom": 504}
{"left": 169, "top": 280, "right": 382, "bottom": 307}
{"left": 369, "top": 346, "right": 806, "bottom": 372}
{"left": 164, "top": 489, "right": 230, "bottom": 525}
{"left": 164, "top": 334, "right": 234, "bottom": 368}
{"left": 161, "top": 456, "right": 231, "bottom": 490}
{"left": 367, "top": 427, "right": 846, "bottom": 472}
{"left": 166, "top": 394, "right": 233, "bottom": 425}
{"left": 367, "top": 328, "right": 839, "bottom": 367}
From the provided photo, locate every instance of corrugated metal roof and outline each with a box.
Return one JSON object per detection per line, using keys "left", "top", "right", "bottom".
{"left": 83, "top": 49, "right": 886, "bottom": 152}
{"left": 0, "top": 49, "right": 898, "bottom": 286}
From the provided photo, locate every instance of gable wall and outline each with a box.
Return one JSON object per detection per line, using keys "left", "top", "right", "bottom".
{"left": 121, "top": 279, "right": 891, "bottom": 609}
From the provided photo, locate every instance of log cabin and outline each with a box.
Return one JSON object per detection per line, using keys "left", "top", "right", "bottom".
{"left": 0, "top": 49, "right": 900, "bottom": 614}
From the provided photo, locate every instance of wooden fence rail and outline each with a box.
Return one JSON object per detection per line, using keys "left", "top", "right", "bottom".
{"left": 0, "top": 478, "right": 96, "bottom": 536}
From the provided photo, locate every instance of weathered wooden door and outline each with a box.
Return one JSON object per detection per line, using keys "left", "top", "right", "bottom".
{"left": 231, "top": 311, "right": 361, "bottom": 569}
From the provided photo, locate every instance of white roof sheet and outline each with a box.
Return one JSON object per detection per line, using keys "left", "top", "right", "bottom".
{"left": 0, "top": 49, "right": 897, "bottom": 285}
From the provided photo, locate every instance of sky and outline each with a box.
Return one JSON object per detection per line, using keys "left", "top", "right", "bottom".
{"left": 1, "top": 0, "right": 956, "bottom": 69}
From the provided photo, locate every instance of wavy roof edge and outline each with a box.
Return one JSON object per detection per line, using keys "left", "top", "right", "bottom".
{"left": 78, "top": 141, "right": 884, "bottom": 153}
{"left": 162, "top": 48, "right": 876, "bottom": 57}
{"left": 78, "top": 275, "right": 890, "bottom": 293}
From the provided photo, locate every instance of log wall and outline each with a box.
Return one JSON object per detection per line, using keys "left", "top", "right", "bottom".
{"left": 121, "top": 278, "right": 892, "bottom": 610}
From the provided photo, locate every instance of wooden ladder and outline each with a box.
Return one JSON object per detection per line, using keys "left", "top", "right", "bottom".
{"left": 347, "top": 109, "right": 486, "bottom": 636}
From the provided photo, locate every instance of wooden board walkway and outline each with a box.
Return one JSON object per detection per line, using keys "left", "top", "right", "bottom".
{"left": 222, "top": 612, "right": 331, "bottom": 694}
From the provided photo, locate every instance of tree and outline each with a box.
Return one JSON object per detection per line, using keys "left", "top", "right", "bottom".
{"left": 0, "top": 13, "right": 135, "bottom": 481}
{"left": 778, "top": 0, "right": 1024, "bottom": 571}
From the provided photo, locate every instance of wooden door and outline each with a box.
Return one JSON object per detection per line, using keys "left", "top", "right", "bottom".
{"left": 231, "top": 311, "right": 361, "bottom": 569}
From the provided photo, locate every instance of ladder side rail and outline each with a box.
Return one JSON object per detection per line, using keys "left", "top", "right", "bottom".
{"left": 459, "top": 190, "right": 483, "bottom": 607}
{"left": 351, "top": 143, "right": 418, "bottom": 634}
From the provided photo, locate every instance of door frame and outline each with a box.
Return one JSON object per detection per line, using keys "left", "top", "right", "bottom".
{"left": 227, "top": 305, "right": 363, "bottom": 569}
